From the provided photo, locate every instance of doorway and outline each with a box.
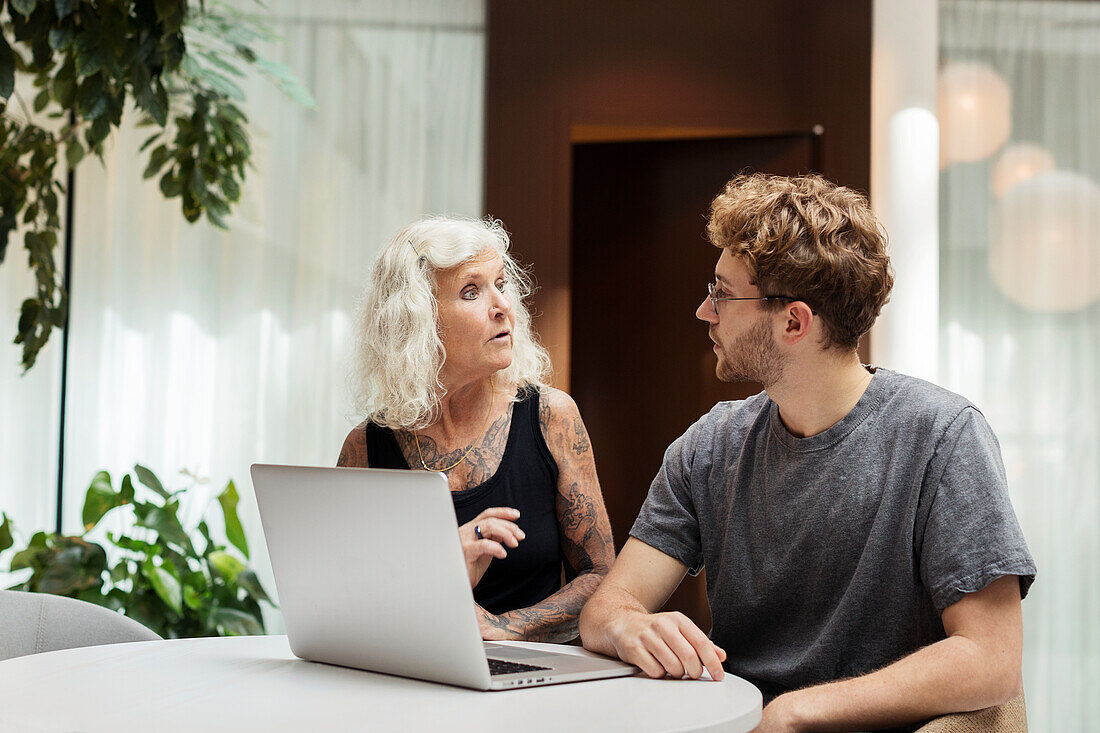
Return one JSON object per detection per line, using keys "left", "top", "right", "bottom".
{"left": 570, "top": 133, "right": 816, "bottom": 627}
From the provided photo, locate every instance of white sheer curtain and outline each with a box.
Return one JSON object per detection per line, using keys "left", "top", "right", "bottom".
{"left": 939, "top": 2, "right": 1099, "bottom": 729}
{"left": 0, "top": 256, "right": 62, "bottom": 538}
{"left": 1, "top": 0, "right": 485, "bottom": 630}
{"left": 0, "top": 75, "right": 66, "bottom": 547}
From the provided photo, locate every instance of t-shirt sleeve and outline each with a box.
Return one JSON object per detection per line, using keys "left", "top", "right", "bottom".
{"left": 918, "top": 406, "right": 1036, "bottom": 612}
{"left": 629, "top": 417, "right": 705, "bottom": 575}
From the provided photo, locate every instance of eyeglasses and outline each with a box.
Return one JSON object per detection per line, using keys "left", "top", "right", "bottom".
{"left": 706, "top": 283, "right": 802, "bottom": 316}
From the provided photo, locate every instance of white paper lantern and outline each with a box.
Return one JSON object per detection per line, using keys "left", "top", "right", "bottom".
{"left": 989, "top": 171, "right": 1100, "bottom": 312}
{"left": 938, "top": 61, "right": 1012, "bottom": 165}
{"left": 992, "top": 143, "right": 1056, "bottom": 198}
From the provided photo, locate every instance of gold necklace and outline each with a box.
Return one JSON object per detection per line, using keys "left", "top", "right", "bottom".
{"left": 414, "top": 384, "right": 495, "bottom": 472}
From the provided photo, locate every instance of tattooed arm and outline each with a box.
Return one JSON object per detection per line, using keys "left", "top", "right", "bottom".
{"left": 337, "top": 422, "right": 370, "bottom": 467}
{"left": 477, "top": 388, "right": 615, "bottom": 643}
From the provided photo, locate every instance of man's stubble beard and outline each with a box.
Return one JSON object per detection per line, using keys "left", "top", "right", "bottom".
{"left": 716, "top": 314, "right": 786, "bottom": 386}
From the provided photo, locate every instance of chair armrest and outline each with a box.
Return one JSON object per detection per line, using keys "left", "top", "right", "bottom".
{"left": 915, "top": 694, "right": 1027, "bottom": 733}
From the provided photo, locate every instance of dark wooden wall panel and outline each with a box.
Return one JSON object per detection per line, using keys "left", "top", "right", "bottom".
{"left": 486, "top": 1, "right": 872, "bottom": 627}
{"left": 486, "top": 1, "right": 872, "bottom": 382}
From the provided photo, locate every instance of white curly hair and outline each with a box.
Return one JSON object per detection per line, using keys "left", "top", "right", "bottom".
{"left": 351, "top": 216, "right": 552, "bottom": 430}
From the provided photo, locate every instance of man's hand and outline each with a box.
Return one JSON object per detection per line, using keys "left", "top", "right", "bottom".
{"left": 459, "top": 507, "right": 524, "bottom": 588}
{"left": 607, "top": 609, "right": 726, "bottom": 680}
{"left": 580, "top": 537, "right": 720, "bottom": 677}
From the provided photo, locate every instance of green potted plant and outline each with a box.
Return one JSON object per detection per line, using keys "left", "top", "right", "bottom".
{"left": 0, "top": 464, "right": 274, "bottom": 637}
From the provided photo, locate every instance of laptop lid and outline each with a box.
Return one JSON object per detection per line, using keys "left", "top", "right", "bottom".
{"left": 251, "top": 464, "right": 493, "bottom": 689}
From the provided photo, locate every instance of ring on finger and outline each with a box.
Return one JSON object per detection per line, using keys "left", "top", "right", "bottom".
{"left": 474, "top": 525, "right": 484, "bottom": 540}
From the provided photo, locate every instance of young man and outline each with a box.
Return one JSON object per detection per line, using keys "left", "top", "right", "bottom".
{"left": 579, "top": 174, "right": 1035, "bottom": 732}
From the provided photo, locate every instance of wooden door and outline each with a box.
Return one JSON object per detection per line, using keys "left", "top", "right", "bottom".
{"left": 570, "top": 134, "right": 816, "bottom": 629}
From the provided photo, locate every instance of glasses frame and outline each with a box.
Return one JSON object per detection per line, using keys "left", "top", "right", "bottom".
{"left": 707, "top": 282, "right": 808, "bottom": 316}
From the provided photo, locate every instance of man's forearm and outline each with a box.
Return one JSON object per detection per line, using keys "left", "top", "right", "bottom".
{"left": 578, "top": 581, "right": 648, "bottom": 656}
{"left": 778, "top": 634, "right": 1021, "bottom": 731}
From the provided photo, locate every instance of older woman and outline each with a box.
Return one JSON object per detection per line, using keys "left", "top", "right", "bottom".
{"left": 337, "top": 216, "right": 614, "bottom": 643}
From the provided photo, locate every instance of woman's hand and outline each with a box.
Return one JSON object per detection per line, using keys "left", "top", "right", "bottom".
{"left": 460, "top": 507, "right": 524, "bottom": 588}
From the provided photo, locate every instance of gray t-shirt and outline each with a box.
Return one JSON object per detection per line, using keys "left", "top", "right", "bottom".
{"left": 631, "top": 368, "right": 1035, "bottom": 705}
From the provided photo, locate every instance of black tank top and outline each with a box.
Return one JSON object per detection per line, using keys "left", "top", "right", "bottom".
{"left": 364, "top": 386, "right": 561, "bottom": 615}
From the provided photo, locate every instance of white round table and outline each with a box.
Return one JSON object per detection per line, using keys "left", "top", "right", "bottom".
{"left": 0, "top": 635, "right": 762, "bottom": 732}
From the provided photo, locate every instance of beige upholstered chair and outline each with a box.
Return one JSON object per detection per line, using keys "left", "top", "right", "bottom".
{"left": 0, "top": 590, "right": 161, "bottom": 662}
{"left": 915, "top": 694, "right": 1027, "bottom": 733}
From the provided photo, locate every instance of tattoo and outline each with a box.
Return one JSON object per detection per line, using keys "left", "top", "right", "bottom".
{"left": 540, "top": 390, "right": 613, "bottom": 578}
{"left": 393, "top": 387, "right": 616, "bottom": 644}
{"left": 558, "top": 481, "right": 607, "bottom": 576}
{"left": 501, "top": 580, "right": 595, "bottom": 643}
{"left": 470, "top": 387, "right": 614, "bottom": 643}
{"left": 538, "top": 393, "right": 553, "bottom": 439}
{"left": 478, "top": 605, "right": 514, "bottom": 637}
{"left": 337, "top": 423, "right": 369, "bottom": 467}
{"left": 571, "top": 415, "right": 591, "bottom": 455}
{"left": 479, "top": 578, "right": 601, "bottom": 643}
{"left": 393, "top": 407, "right": 513, "bottom": 491}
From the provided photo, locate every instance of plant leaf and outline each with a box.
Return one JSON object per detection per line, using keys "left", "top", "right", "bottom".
{"left": 77, "top": 588, "right": 112, "bottom": 608}
{"left": 183, "top": 583, "right": 204, "bottom": 610}
{"left": 196, "top": 520, "right": 214, "bottom": 550}
{"left": 204, "top": 208, "right": 228, "bottom": 229}
{"left": 37, "top": 537, "right": 108, "bottom": 595}
{"left": 65, "top": 139, "right": 85, "bottom": 169}
{"left": 142, "top": 557, "right": 182, "bottom": 615}
{"left": 110, "top": 562, "right": 130, "bottom": 583}
{"left": 10, "top": 0, "right": 38, "bottom": 18}
{"left": 119, "top": 473, "right": 136, "bottom": 503}
{"left": 149, "top": 81, "right": 168, "bottom": 126}
{"left": 254, "top": 57, "right": 316, "bottom": 110}
{"left": 236, "top": 568, "right": 273, "bottom": 605}
{"left": 108, "top": 532, "right": 152, "bottom": 554}
{"left": 138, "top": 132, "right": 161, "bottom": 152}
{"left": 134, "top": 464, "right": 170, "bottom": 499}
{"left": 9, "top": 531, "right": 49, "bottom": 571}
{"left": 55, "top": 0, "right": 78, "bottom": 20}
{"left": 0, "top": 34, "right": 16, "bottom": 100}
{"left": 212, "top": 606, "right": 262, "bottom": 636}
{"left": 76, "top": 73, "right": 107, "bottom": 120}
{"left": 142, "top": 145, "right": 170, "bottom": 179}
{"left": 133, "top": 500, "right": 195, "bottom": 555}
{"left": 82, "top": 470, "right": 122, "bottom": 530}
{"left": 0, "top": 513, "right": 13, "bottom": 552}
{"left": 217, "top": 481, "right": 248, "bottom": 558}
{"left": 159, "top": 171, "right": 182, "bottom": 197}
{"left": 207, "top": 549, "right": 244, "bottom": 583}
{"left": 9, "top": 547, "right": 43, "bottom": 572}
{"left": 219, "top": 174, "right": 240, "bottom": 202}
{"left": 48, "top": 25, "right": 75, "bottom": 51}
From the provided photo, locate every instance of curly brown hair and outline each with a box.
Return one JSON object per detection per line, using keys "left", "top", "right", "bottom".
{"left": 707, "top": 173, "right": 893, "bottom": 351}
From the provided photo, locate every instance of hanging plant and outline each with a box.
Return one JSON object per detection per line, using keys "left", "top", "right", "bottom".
{"left": 0, "top": 0, "right": 314, "bottom": 371}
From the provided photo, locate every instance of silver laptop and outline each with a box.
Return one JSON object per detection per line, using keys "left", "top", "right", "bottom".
{"left": 250, "top": 463, "right": 637, "bottom": 690}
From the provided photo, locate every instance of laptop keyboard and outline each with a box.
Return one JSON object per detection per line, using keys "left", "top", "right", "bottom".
{"left": 487, "top": 658, "right": 552, "bottom": 676}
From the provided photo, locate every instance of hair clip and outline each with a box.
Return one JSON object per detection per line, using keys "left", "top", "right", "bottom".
{"left": 407, "top": 240, "right": 427, "bottom": 266}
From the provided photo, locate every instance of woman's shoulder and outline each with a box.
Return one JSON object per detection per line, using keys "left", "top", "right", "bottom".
{"left": 522, "top": 383, "right": 573, "bottom": 411}
{"left": 526, "top": 385, "right": 583, "bottom": 439}
{"left": 337, "top": 420, "right": 372, "bottom": 467}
